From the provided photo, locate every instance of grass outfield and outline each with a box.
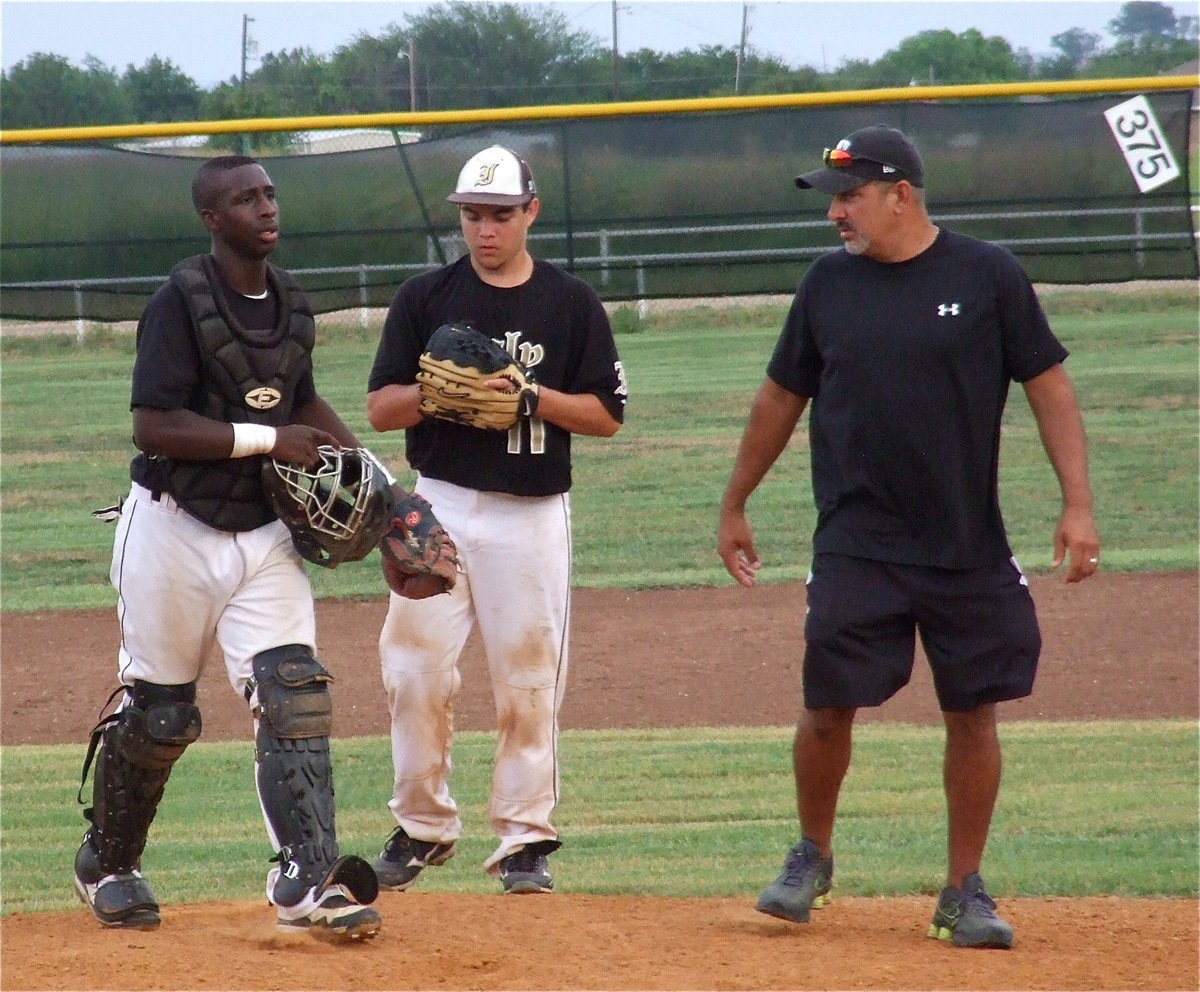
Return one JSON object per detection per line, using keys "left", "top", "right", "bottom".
{"left": 1, "top": 286, "right": 1196, "bottom": 611}
{"left": 0, "top": 288, "right": 1196, "bottom": 917}
{"left": 1, "top": 721, "right": 1195, "bottom": 914}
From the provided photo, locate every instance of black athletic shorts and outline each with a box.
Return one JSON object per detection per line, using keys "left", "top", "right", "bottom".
{"left": 802, "top": 553, "right": 1041, "bottom": 713}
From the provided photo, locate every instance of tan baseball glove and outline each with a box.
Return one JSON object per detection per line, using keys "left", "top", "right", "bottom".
{"left": 416, "top": 322, "right": 538, "bottom": 431}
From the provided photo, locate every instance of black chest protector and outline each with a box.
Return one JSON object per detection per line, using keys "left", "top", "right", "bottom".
{"left": 165, "top": 255, "right": 315, "bottom": 532}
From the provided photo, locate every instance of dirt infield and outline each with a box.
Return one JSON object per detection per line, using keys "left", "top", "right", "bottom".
{"left": 2, "top": 571, "right": 1197, "bottom": 990}
{"left": 4, "top": 894, "right": 1197, "bottom": 991}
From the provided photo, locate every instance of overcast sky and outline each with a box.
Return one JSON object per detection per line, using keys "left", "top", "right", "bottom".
{"left": 0, "top": 1, "right": 1184, "bottom": 89}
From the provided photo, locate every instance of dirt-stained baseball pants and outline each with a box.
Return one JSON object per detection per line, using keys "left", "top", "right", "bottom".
{"left": 378, "top": 475, "right": 571, "bottom": 875}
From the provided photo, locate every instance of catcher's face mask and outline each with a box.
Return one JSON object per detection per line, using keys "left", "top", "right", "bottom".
{"left": 262, "top": 446, "right": 395, "bottom": 568}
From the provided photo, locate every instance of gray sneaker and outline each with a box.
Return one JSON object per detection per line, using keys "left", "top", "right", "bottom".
{"left": 927, "top": 872, "right": 1014, "bottom": 949}
{"left": 755, "top": 838, "right": 833, "bottom": 923}
{"left": 498, "top": 840, "right": 562, "bottom": 894}
{"left": 74, "top": 835, "right": 161, "bottom": 931}
{"left": 372, "top": 826, "right": 457, "bottom": 891}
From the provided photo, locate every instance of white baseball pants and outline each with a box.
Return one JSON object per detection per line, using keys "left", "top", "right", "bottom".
{"left": 378, "top": 476, "right": 571, "bottom": 874}
{"left": 110, "top": 483, "right": 317, "bottom": 696}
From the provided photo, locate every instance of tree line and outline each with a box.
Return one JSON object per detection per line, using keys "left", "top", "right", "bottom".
{"left": 2, "top": 1, "right": 1196, "bottom": 130}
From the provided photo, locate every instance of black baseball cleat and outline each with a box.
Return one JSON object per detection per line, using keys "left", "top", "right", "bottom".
{"left": 270, "top": 857, "right": 382, "bottom": 942}
{"left": 498, "top": 840, "right": 562, "bottom": 894}
{"left": 74, "top": 835, "right": 161, "bottom": 930}
{"left": 275, "top": 886, "right": 382, "bottom": 942}
{"left": 373, "top": 825, "right": 457, "bottom": 891}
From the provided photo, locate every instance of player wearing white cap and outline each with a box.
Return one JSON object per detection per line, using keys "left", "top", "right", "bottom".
{"left": 366, "top": 145, "right": 628, "bottom": 894}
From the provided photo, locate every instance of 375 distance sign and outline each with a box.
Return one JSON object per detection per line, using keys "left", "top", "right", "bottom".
{"left": 1104, "top": 94, "right": 1181, "bottom": 194}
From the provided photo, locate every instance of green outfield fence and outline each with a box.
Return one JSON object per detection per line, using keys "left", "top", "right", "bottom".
{"left": 1, "top": 77, "right": 1195, "bottom": 322}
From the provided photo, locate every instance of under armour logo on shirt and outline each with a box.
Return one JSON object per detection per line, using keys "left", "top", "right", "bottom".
{"left": 937, "top": 303, "right": 962, "bottom": 317}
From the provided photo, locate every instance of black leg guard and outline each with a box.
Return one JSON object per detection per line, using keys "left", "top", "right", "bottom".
{"left": 251, "top": 644, "right": 345, "bottom": 908}
{"left": 80, "top": 681, "right": 202, "bottom": 875}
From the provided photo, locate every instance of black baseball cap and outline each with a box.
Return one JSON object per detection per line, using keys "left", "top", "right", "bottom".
{"left": 795, "top": 125, "right": 925, "bottom": 194}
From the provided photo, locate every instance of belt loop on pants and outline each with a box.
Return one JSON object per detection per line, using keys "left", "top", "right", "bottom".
{"left": 131, "top": 483, "right": 179, "bottom": 513}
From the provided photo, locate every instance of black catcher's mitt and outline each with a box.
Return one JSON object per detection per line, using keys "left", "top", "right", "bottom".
{"left": 379, "top": 491, "right": 459, "bottom": 599}
{"left": 416, "top": 323, "right": 538, "bottom": 431}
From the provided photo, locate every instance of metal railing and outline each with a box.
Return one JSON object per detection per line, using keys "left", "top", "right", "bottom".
{"left": 4, "top": 203, "right": 1195, "bottom": 340}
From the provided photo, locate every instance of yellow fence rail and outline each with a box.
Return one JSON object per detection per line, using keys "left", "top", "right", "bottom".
{"left": 3, "top": 75, "right": 1196, "bottom": 145}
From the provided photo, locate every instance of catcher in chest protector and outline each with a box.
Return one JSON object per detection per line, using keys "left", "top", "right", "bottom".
{"left": 365, "top": 144, "right": 628, "bottom": 895}
{"left": 74, "top": 155, "right": 453, "bottom": 945}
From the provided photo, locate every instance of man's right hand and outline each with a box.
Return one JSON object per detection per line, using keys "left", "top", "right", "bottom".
{"left": 271, "top": 424, "right": 341, "bottom": 466}
{"left": 718, "top": 510, "right": 762, "bottom": 588}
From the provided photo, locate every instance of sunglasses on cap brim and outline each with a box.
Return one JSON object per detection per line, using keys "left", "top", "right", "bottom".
{"left": 822, "top": 147, "right": 906, "bottom": 176}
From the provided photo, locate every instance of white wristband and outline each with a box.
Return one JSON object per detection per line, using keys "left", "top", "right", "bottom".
{"left": 230, "top": 423, "right": 277, "bottom": 458}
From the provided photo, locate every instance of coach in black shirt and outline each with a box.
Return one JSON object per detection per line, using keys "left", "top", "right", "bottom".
{"left": 718, "top": 126, "right": 1099, "bottom": 949}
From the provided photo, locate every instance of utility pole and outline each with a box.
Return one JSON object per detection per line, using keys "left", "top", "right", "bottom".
{"left": 399, "top": 40, "right": 416, "bottom": 111}
{"left": 735, "top": 2, "right": 751, "bottom": 94}
{"left": 611, "top": 0, "right": 620, "bottom": 101}
{"left": 239, "top": 13, "right": 256, "bottom": 155}
{"left": 240, "top": 14, "right": 255, "bottom": 95}
{"left": 408, "top": 40, "right": 416, "bottom": 112}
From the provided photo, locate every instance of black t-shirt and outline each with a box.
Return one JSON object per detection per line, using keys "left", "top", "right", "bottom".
{"left": 369, "top": 256, "right": 626, "bottom": 496}
{"left": 128, "top": 265, "right": 317, "bottom": 490}
{"left": 768, "top": 228, "right": 1068, "bottom": 569}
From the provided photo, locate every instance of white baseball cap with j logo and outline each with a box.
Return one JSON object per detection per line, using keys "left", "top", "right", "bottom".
{"left": 447, "top": 145, "right": 537, "bottom": 206}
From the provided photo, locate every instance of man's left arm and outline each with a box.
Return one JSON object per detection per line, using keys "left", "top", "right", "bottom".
{"left": 537, "top": 290, "right": 626, "bottom": 438}
{"left": 1021, "top": 363, "right": 1100, "bottom": 583}
{"left": 532, "top": 388, "right": 621, "bottom": 437}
